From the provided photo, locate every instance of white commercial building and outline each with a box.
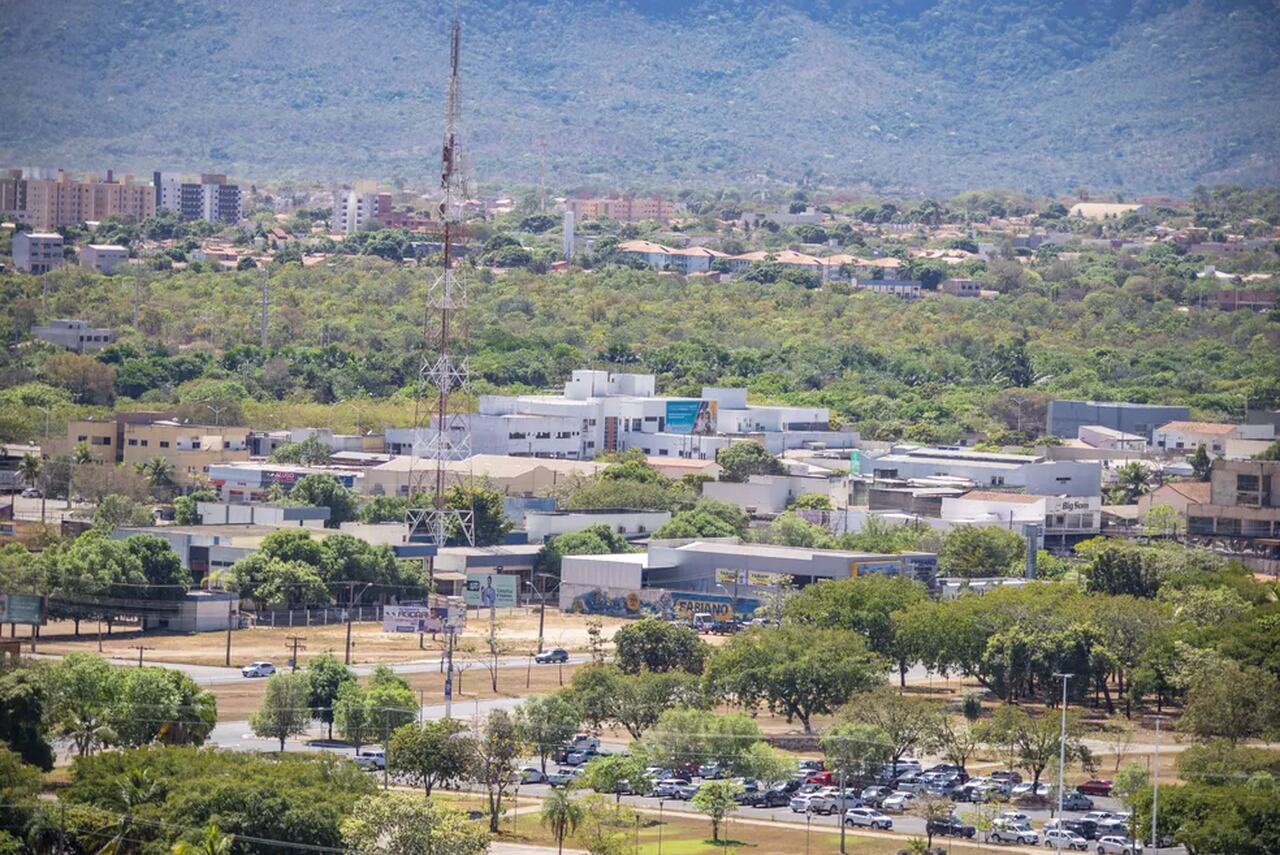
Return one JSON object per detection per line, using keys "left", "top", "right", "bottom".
{"left": 1078, "top": 425, "right": 1147, "bottom": 451}
{"left": 80, "top": 243, "right": 129, "bottom": 274}
{"left": 12, "top": 231, "right": 64, "bottom": 273}
{"left": 861, "top": 445, "right": 1101, "bottom": 496}
{"left": 386, "top": 370, "right": 857, "bottom": 462}
{"left": 32, "top": 318, "right": 113, "bottom": 352}
{"left": 940, "top": 490, "right": 1101, "bottom": 539}
{"left": 524, "top": 508, "right": 672, "bottom": 543}
{"left": 1153, "top": 421, "right": 1253, "bottom": 455}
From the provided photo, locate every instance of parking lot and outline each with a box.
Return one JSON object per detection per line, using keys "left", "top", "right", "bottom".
{"left": 510, "top": 757, "right": 1130, "bottom": 845}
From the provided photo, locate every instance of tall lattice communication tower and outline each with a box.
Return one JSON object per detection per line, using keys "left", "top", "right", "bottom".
{"left": 406, "top": 15, "right": 475, "bottom": 574}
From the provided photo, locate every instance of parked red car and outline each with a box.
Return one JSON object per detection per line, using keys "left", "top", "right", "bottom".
{"left": 806, "top": 771, "right": 836, "bottom": 786}
{"left": 1076, "top": 779, "right": 1114, "bottom": 796}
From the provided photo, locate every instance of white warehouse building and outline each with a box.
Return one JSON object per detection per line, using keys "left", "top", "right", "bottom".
{"left": 386, "top": 370, "right": 857, "bottom": 461}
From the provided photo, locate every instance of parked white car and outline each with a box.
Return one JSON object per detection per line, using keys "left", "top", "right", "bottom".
{"left": 241, "top": 661, "right": 276, "bottom": 678}
{"left": 1095, "top": 836, "right": 1143, "bottom": 855}
{"left": 990, "top": 820, "right": 1039, "bottom": 845}
{"left": 519, "top": 766, "right": 547, "bottom": 784}
{"left": 1043, "top": 828, "right": 1089, "bottom": 851}
{"left": 843, "top": 807, "right": 893, "bottom": 830}
{"left": 881, "top": 791, "right": 917, "bottom": 812}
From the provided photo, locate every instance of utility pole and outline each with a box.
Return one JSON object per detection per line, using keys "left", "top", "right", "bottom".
{"left": 1053, "top": 672, "right": 1072, "bottom": 851}
{"left": 344, "top": 581, "right": 355, "bottom": 665}
{"left": 286, "top": 634, "right": 306, "bottom": 672}
{"left": 224, "top": 592, "right": 236, "bottom": 666}
{"left": 132, "top": 644, "right": 154, "bottom": 668}
{"left": 1151, "top": 714, "right": 1165, "bottom": 855}
{"left": 443, "top": 628, "right": 455, "bottom": 719}
{"left": 838, "top": 766, "right": 847, "bottom": 854}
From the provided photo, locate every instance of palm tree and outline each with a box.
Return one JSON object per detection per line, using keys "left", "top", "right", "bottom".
{"left": 61, "top": 707, "right": 117, "bottom": 757}
{"left": 540, "top": 788, "right": 584, "bottom": 855}
{"left": 171, "top": 825, "right": 233, "bottom": 855}
{"left": 1111, "top": 461, "right": 1152, "bottom": 503}
{"left": 135, "top": 456, "right": 177, "bottom": 498}
{"left": 17, "top": 452, "right": 42, "bottom": 489}
{"left": 95, "top": 769, "right": 162, "bottom": 855}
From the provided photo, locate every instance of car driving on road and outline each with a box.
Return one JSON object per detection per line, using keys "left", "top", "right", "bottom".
{"left": 535, "top": 648, "right": 569, "bottom": 664}
{"left": 241, "top": 661, "right": 276, "bottom": 678}
{"left": 353, "top": 749, "right": 385, "bottom": 770}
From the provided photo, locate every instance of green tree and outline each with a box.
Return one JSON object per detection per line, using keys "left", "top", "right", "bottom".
{"left": 1142, "top": 503, "right": 1185, "bottom": 539}
{"left": 387, "top": 718, "right": 472, "bottom": 795}
{"left": 93, "top": 494, "right": 155, "bottom": 530}
{"left": 534, "top": 525, "right": 633, "bottom": 579}
{"left": 1190, "top": 444, "right": 1213, "bottom": 481}
{"left": 821, "top": 722, "right": 893, "bottom": 787}
{"left": 255, "top": 559, "right": 333, "bottom": 608}
{"left": 784, "top": 574, "right": 929, "bottom": 685}
{"left": 652, "top": 498, "right": 750, "bottom": 539}
{"left": 1110, "top": 461, "right": 1153, "bottom": 503}
{"left": 541, "top": 788, "right": 585, "bottom": 855}
{"left": 172, "top": 489, "right": 217, "bottom": 525}
{"left": 270, "top": 435, "right": 333, "bottom": 466}
{"left": 250, "top": 672, "right": 313, "bottom": 751}
{"left": 736, "top": 741, "right": 794, "bottom": 788}
{"left": 445, "top": 482, "right": 513, "bottom": 546}
{"left": 1111, "top": 764, "right": 1148, "bottom": 839}
{"left": 716, "top": 441, "right": 784, "bottom": 482}
{"left": 567, "top": 666, "right": 703, "bottom": 739}
{"left": 840, "top": 686, "right": 942, "bottom": 769}
{"left": 334, "top": 682, "right": 375, "bottom": 749}
{"left": 341, "top": 792, "right": 489, "bottom": 855}
{"left": 703, "top": 626, "right": 885, "bottom": 733}
{"left": 690, "top": 779, "right": 743, "bottom": 842}
{"left": 472, "top": 709, "right": 521, "bottom": 833}
{"left": 1083, "top": 543, "right": 1160, "bottom": 598}
{"left": 124, "top": 534, "right": 191, "bottom": 598}
{"left": 938, "top": 525, "right": 1025, "bottom": 577}
{"left": 170, "top": 825, "right": 233, "bottom": 855}
{"left": 0, "top": 667, "right": 54, "bottom": 769}
{"left": 134, "top": 457, "right": 178, "bottom": 499}
{"left": 578, "top": 755, "right": 652, "bottom": 805}
{"left": 290, "top": 473, "right": 359, "bottom": 527}
{"left": 791, "top": 493, "right": 833, "bottom": 510}
{"left": 514, "top": 693, "right": 582, "bottom": 772}
{"left": 982, "top": 706, "right": 1086, "bottom": 788}
{"left": 613, "top": 618, "right": 710, "bottom": 674}
{"left": 1179, "top": 661, "right": 1279, "bottom": 743}
{"left": 47, "top": 653, "right": 122, "bottom": 756}
{"left": 305, "top": 654, "right": 355, "bottom": 739}
{"left": 17, "top": 453, "right": 41, "bottom": 492}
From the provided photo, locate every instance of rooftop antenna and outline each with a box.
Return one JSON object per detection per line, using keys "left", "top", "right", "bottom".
{"left": 406, "top": 10, "right": 475, "bottom": 581}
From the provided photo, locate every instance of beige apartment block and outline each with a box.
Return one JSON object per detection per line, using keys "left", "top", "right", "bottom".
{"left": 24, "top": 172, "right": 155, "bottom": 230}
{"left": 121, "top": 421, "right": 252, "bottom": 488}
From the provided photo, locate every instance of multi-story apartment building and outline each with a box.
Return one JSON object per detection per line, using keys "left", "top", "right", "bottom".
{"left": 0, "top": 170, "right": 27, "bottom": 220}
{"left": 55, "top": 415, "right": 250, "bottom": 489}
{"left": 32, "top": 319, "right": 113, "bottom": 353}
{"left": 79, "top": 244, "right": 129, "bottom": 274}
{"left": 564, "top": 194, "right": 676, "bottom": 224}
{"left": 386, "top": 370, "right": 857, "bottom": 461}
{"left": 332, "top": 190, "right": 393, "bottom": 234}
{"left": 1187, "top": 459, "right": 1280, "bottom": 552}
{"left": 154, "top": 172, "right": 242, "bottom": 224}
{"left": 23, "top": 171, "right": 155, "bottom": 230}
{"left": 11, "top": 231, "right": 64, "bottom": 273}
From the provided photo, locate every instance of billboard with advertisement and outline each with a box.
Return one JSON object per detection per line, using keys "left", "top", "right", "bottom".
{"left": 670, "top": 592, "right": 758, "bottom": 622}
{"left": 464, "top": 573, "right": 519, "bottom": 609}
{"left": 383, "top": 605, "right": 464, "bottom": 634}
{"left": 0, "top": 593, "right": 46, "bottom": 625}
{"left": 850, "top": 560, "right": 903, "bottom": 577}
{"left": 665, "top": 400, "right": 717, "bottom": 435}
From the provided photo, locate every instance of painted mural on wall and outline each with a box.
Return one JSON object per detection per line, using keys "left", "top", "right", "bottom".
{"left": 567, "top": 587, "right": 760, "bottom": 620}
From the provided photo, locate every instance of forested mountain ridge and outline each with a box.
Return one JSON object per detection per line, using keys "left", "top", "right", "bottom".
{"left": 1, "top": 0, "right": 1277, "bottom": 194}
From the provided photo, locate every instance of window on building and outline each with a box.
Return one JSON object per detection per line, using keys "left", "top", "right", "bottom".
{"left": 159, "top": 441, "right": 170, "bottom": 448}
{"left": 1188, "top": 516, "right": 1214, "bottom": 535}
{"left": 644, "top": 416, "right": 657, "bottom": 422}
{"left": 1216, "top": 517, "right": 1241, "bottom": 536}
{"left": 1236, "top": 474, "right": 1262, "bottom": 506}
{"left": 140, "top": 440, "right": 148, "bottom": 447}
{"left": 128, "top": 439, "right": 137, "bottom": 446}
{"left": 658, "top": 449, "right": 668, "bottom": 456}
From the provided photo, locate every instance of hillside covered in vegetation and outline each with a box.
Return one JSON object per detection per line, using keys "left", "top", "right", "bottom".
{"left": 1, "top": 0, "right": 1278, "bottom": 194}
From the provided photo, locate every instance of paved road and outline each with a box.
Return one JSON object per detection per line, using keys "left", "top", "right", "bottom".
{"left": 35, "top": 653, "right": 589, "bottom": 685}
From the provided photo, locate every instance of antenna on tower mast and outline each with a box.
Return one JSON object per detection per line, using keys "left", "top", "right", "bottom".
{"left": 406, "top": 12, "right": 475, "bottom": 576}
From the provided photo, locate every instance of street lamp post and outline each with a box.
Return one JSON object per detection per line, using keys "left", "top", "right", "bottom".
{"left": 1150, "top": 714, "right": 1166, "bottom": 855}
{"left": 1052, "top": 672, "right": 1073, "bottom": 854}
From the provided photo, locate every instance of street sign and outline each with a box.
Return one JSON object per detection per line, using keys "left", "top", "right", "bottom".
{"left": 0, "top": 594, "right": 46, "bottom": 626}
